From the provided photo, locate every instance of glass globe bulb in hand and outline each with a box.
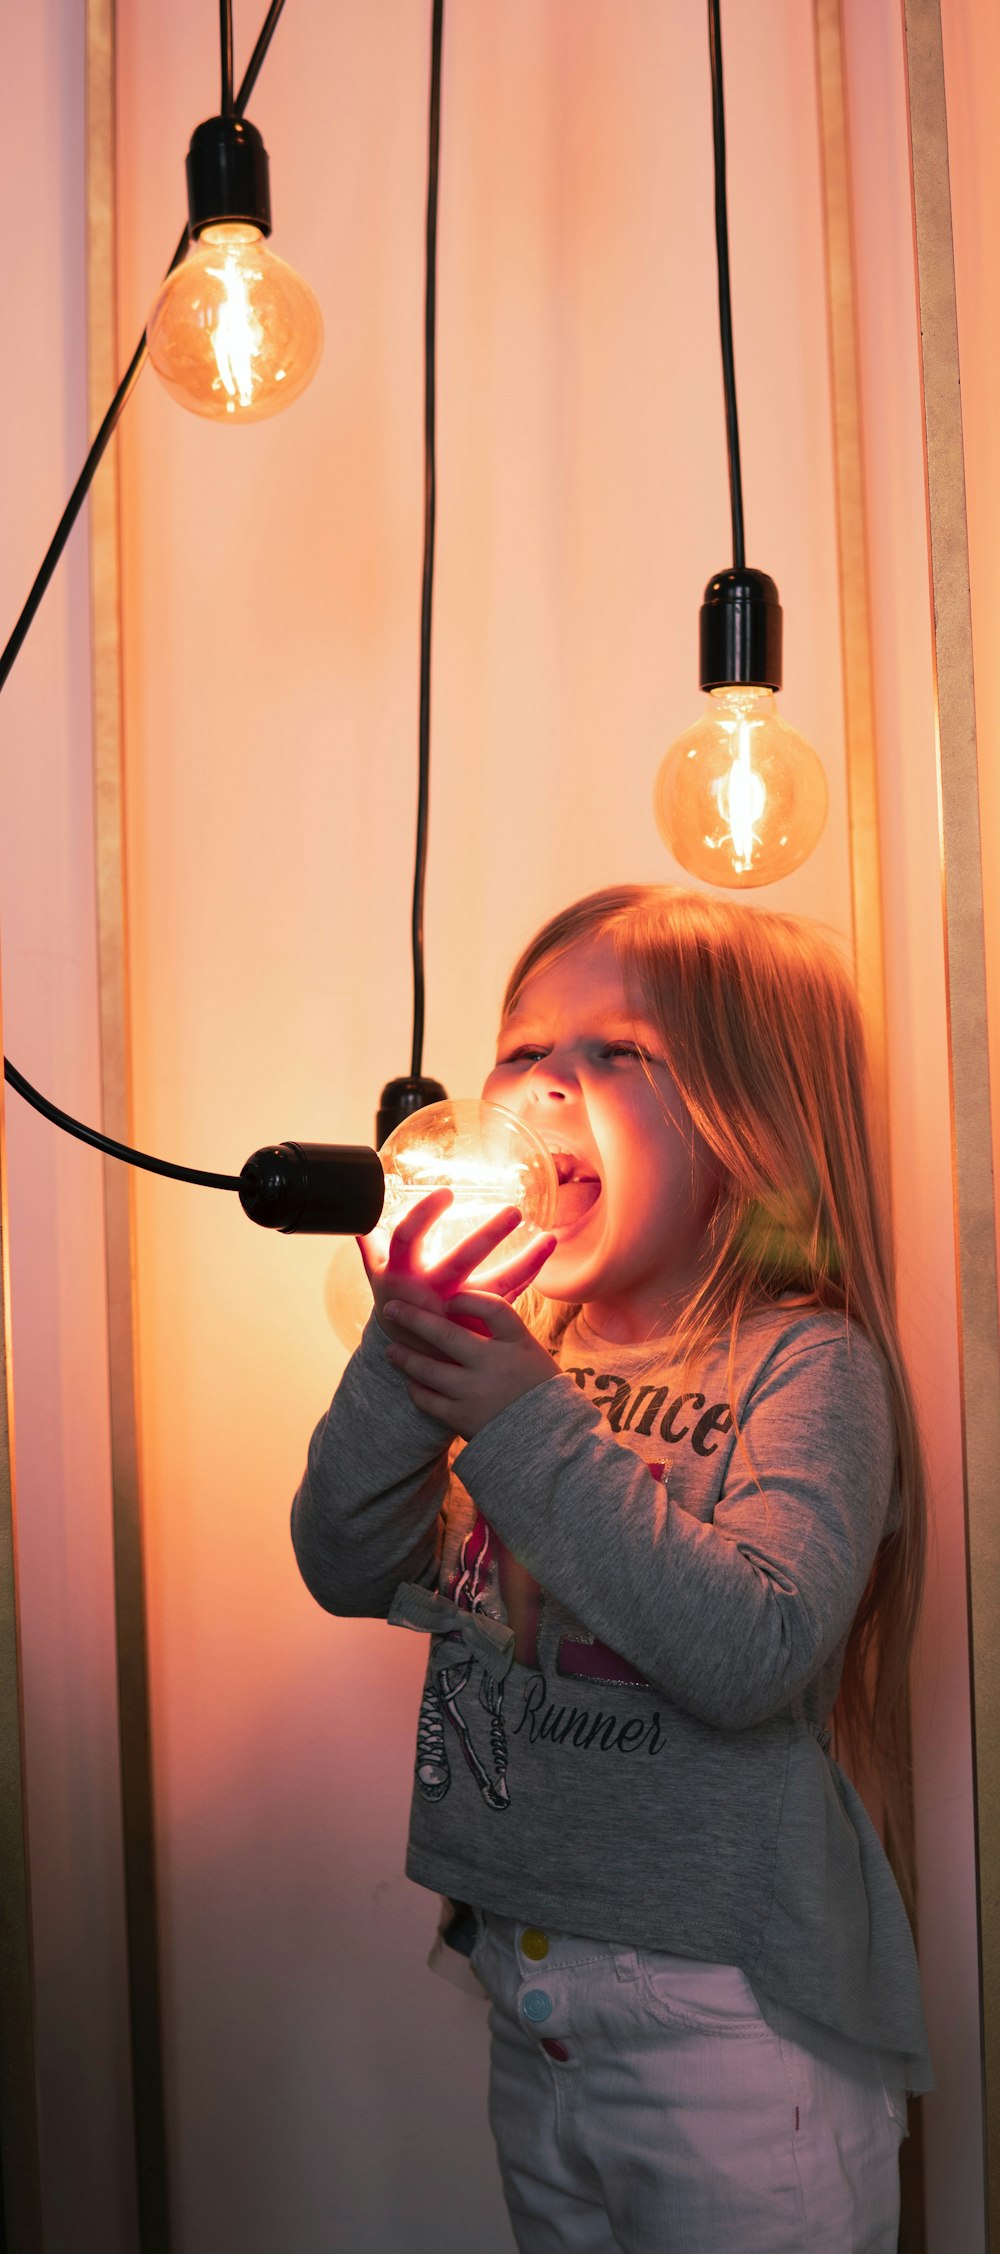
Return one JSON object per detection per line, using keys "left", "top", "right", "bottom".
{"left": 326, "top": 1100, "right": 558, "bottom": 1354}
{"left": 364, "top": 1100, "right": 559, "bottom": 1337}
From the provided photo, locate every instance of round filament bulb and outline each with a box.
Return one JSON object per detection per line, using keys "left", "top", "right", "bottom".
{"left": 368, "top": 1100, "right": 559, "bottom": 1284}
{"left": 147, "top": 223, "right": 324, "bottom": 423}
{"left": 653, "top": 685, "right": 828, "bottom": 888}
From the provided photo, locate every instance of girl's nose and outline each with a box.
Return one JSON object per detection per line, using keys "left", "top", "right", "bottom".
{"left": 527, "top": 1056, "right": 578, "bottom": 1103}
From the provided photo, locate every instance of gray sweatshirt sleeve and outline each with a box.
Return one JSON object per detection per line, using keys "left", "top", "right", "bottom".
{"left": 453, "top": 1327, "right": 896, "bottom": 1730}
{"left": 290, "top": 1313, "right": 455, "bottom": 1618}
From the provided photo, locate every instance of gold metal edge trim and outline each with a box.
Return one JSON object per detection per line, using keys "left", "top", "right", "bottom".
{"left": 85, "top": 3, "right": 171, "bottom": 2247}
{"left": 813, "top": 8, "right": 925, "bottom": 2244}
{"left": 814, "top": 0, "right": 889, "bottom": 1114}
{"left": 900, "top": 0, "right": 1000, "bottom": 2242}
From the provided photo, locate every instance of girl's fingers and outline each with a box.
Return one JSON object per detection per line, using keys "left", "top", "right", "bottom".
{"left": 386, "top": 1341, "right": 467, "bottom": 1391}
{"left": 490, "top": 1231, "right": 559, "bottom": 1301}
{"left": 426, "top": 1206, "right": 522, "bottom": 1295}
{"left": 383, "top": 1302, "right": 482, "bottom": 1361}
{"left": 404, "top": 1382, "right": 457, "bottom": 1426}
{"left": 439, "top": 1292, "right": 524, "bottom": 1340}
{"left": 383, "top": 1276, "right": 448, "bottom": 1318}
{"left": 379, "top": 1284, "right": 452, "bottom": 1345}
{"left": 388, "top": 1187, "right": 454, "bottom": 1259}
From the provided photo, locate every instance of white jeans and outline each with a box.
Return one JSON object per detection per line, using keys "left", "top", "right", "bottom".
{"left": 469, "top": 1911, "right": 907, "bottom": 2254}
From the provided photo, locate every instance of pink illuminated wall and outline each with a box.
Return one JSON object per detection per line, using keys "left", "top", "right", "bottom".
{"left": 0, "top": 1, "right": 991, "bottom": 2248}
{"left": 113, "top": 5, "right": 856, "bottom": 2247}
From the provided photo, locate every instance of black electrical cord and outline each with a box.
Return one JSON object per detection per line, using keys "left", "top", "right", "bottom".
{"left": 0, "top": 0, "right": 285, "bottom": 699}
{"left": 3, "top": 1063, "right": 241, "bottom": 1192}
{"left": 708, "top": 0, "right": 745, "bottom": 571}
{"left": 0, "top": 0, "right": 288, "bottom": 1188}
{"left": 220, "top": 0, "right": 235, "bottom": 117}
{"left": 410, "top": 0, "right": 444, "bottom": 1081}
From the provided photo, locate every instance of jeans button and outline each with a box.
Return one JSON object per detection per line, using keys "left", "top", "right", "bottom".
{"left": 520, "top": 1927, "right": 549, "bottom": 1960}
{"left": 521, "top": 1989, "right": 554, "bottom": 2023}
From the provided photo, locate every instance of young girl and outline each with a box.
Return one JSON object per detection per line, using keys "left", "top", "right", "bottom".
{"left": 291, "top": 884, "right": 934, "bottom": 2254}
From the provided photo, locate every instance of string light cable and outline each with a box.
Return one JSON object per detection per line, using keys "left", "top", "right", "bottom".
{"left": 0, "top": 0, "right": 287, "bottom": 700}
{"left": 412, "top": 0, "right": 443, "bottom": 1082}
{"left": 0, "top": 2, "right": 307, "bottom": 1212}
{"left": 376, "top": 0, "right": 448, "bottom": 1147}
{"left": 0, "top": 0, "right": 447, "bottom": 1231}
{"left": 651, "top": 0, "right": 828, "bottom": 889}
{"left": 709, "top": 0, "right": 745, "bottom": 574}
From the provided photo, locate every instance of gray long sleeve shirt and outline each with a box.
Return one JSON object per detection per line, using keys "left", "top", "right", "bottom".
{"left": 291, "top": 1299, "right": 935, "bottom": 2096}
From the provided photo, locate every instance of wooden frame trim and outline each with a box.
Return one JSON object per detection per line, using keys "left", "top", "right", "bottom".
{"left": 813, "top": 0, "right": 889, "bottom": 1114}
{"left": 899, "top": 0, "right": 1000, "bottom": 2241}
{"left": 813, "top": 4, "right": 925, "bottom": 2242}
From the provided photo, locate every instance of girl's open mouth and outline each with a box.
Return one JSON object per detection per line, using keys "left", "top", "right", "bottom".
{"left": 550, "top": 1153, "right": 602, "bottom": 1229}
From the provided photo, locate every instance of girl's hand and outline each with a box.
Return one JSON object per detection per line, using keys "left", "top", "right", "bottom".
{"left": 358, "top": 1188, "right": 556, "bottom": 1350}
{"left": 381, "top": 1292, "right": 559, "bottom": 1438}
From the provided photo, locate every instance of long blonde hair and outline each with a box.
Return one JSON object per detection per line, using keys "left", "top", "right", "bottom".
{"left": 503, "top": 884, "right": 926, "bottom": 1926}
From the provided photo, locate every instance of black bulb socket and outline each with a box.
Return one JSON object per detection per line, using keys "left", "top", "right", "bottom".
{"left": 186, "top": 115, "right": 272, "bottom": 239}
{"left": 376, "top": 1076, "right": 448, "bottom": 1149}
{"left": 239, "top": 1143, "right": 384, "bottom": 1235}
{"left": 699, "top": 568, "right": 782, "bottom": 692}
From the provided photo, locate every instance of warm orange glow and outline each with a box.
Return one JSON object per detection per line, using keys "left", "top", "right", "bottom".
{"left": 654, "top": 686, "right": 829, "bottom": 887}
{"left": 369, "top": 1100, "right": 558, "bottom": 1280}
{"left": 147, "top": 222, "right": 323, "bottom": 422}
{"left": 722, "top": 719, "right": 767, "bottom": 867}
{"left": 325, "top": 1102, "right": 559, "bottom": 1351}
{"left": 113, "top": 2, "right": 863, "bottom": 2229}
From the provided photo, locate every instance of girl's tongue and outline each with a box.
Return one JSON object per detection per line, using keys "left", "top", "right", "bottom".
{"left": 554, "top": 1175, "right": 601, "bottom": 1225}
{"left": 551, "top": 1163, "right": 599, "bottom": 1235}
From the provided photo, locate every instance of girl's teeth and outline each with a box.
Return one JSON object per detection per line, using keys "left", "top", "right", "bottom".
{"left": 553, "top": 1152, "right": 595, "bottom": 1185}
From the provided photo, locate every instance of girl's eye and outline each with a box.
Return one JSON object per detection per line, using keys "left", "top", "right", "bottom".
{"left": 495, "top": 1042, "right": 656, "bottom": 1066}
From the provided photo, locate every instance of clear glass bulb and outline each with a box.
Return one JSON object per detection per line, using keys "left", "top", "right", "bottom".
{"left": 653, "top": 685, "right": 829, "bottom": 888}
{"left": 367, "top": 1099, "right": 559, "bottom": 1284}
{"left": 147, "top": 223, "right": 323, "bottom": 423}
{"left": 325, "top": 1102, "right": 559, "bottom": 1354}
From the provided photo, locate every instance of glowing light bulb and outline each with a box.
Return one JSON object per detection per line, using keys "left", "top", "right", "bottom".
{"left": 653, "top": 684, "right": 828, "bottom": 888}
{"left": 147, "top": 223, "right": 323, "bottom": 423}
{"left": 369, "top": 1100, "right": 559, "bottom": 1280}
{"left": 324, "top": 1100, "right": 559, "bottom": 1355}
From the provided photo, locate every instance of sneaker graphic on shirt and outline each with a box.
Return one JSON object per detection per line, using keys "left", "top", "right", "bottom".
{"left": 415, "top": 1675, "right": 450, "bottom": 1800}
{"left": 413, "top": 1633, "right": 510, "bottom": 1811}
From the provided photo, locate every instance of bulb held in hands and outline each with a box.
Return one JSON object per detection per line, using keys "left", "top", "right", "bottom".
{"left": 368, "top": 1099, "right": 558, "bottom": 1284}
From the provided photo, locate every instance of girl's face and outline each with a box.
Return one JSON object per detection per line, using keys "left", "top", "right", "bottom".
{"left": 482, "top": 932, "right": 722, "bottom": 1343}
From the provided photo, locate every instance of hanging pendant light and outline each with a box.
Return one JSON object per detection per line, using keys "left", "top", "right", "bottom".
{"left": 654, "top": 569, "right": 828, "bottom": 885}
{"left": 147, "top": 7, "right": 323, "bottom": 422}
{"left": 653, "top": 0, "right": 828, "bottom": 888}
{"left": 377, "top": 0, "right": 448, "bottom": 1145}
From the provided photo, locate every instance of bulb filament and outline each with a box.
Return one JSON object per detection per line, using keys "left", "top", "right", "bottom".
{"left": 720, "top": 718, "right": 766, "bottom": 873}
{"left": 204, "top": 244, "right": 265, "bottom": 408}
